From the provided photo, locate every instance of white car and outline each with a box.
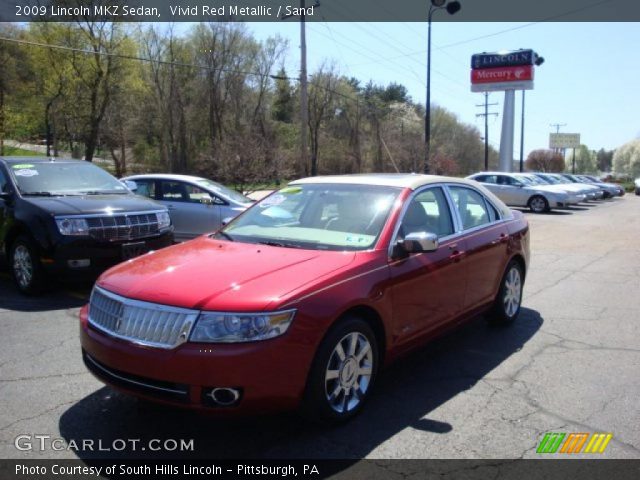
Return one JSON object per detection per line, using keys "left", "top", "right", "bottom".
{"left": 467, "top": 172, "right": 572, "bottom": 213}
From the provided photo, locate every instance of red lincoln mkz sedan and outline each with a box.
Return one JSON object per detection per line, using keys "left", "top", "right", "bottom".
{"left": 80, "top": 174, "right": 530, "bottom": 422}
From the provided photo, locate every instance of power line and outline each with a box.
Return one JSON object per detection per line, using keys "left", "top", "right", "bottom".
{"left": 476, "top": 92, "right": 499, "bottom": 170}
{"left": 0, "top": 34, "right": 282, "bottom": 80}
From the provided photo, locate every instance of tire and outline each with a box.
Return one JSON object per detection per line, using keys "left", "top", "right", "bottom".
{"left": 528, "top": 195, "right": 549, "bottom": 213}
{"left": 302, "top": 316, "right": 379, "bottom": 423}
{"left": 488, "top": 260, "right": 524, "bottom": 326}
{"left": 9, "top": 235, "right": 45, "bottom": 295}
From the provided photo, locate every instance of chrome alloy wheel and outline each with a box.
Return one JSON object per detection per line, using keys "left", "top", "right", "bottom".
{"left": 13, "top": 245, "right": 33, "bottom": 289}
{"left": 529, "top": 196, "right": 547, "bottom": 213}
{"left": 503, "top": 265, "right": 522, "bottom": 318}
{"left": 324, "top": 332, "right": 374, "bottom": 414}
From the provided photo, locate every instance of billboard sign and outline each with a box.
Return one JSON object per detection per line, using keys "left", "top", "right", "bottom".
{"left": 471, "top": 49, "right": 537, "bottom": 69}
{"left": 471, "top": 65, "right": 534, "bottom": 84}
{"left": 471, "top": 81, "right": 534, "bottom": 93}
{"left": 549, "top": 133, "right": 581, "bottom": 149}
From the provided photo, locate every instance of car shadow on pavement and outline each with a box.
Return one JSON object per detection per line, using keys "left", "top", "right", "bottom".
{"left": 59, "top": 308, "right": 542, "bottom": 462}
{"left": 0, "top": 274, "right": 89, "bottom": 312}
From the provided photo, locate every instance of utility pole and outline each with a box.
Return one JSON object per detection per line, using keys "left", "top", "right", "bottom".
{"left": 283, "top": 0, "right": 320, "bottom": 177}
{"left": 519, "top": 91, "right": 525, "bottom": 172}
{"left": 550, "top": 122, "right": 567, "bottom": 157}
{"left": 476, "top": 92, "right": 498, "bottom": 171}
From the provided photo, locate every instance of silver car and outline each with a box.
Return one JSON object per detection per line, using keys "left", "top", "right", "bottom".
{"left": 467, "top": 172, "right": 571, "bottom": 213}
{"left": 534, "top": 173, "right": 603, "bottom": 200}
{"left": 123, "top": 174, "right": 253, "bottom": 242}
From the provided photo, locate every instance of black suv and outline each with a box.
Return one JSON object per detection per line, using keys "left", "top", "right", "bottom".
{"left": 0, "top": 157, "right": 173, "bottom": 294}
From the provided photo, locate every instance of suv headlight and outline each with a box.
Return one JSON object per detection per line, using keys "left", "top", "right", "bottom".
{"left": 190, "top": 310, "right": 296, "bottom": 343}
{"left": 56, "top": 218, "right": 89, "bottom": 236}
{"left": 156, "top": 211, "right": 171, "bottom": 230}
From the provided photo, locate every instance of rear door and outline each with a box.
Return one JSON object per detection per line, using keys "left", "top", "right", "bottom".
{"left": 447, "top": 185, "right": 509, "bottom": 312}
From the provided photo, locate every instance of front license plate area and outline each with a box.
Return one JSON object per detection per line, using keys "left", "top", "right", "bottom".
{"left": 122, "top": 241, "right": 148, "bottom": 260}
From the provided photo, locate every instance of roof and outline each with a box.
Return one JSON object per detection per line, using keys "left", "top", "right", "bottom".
{"left": 290, "top": 173, "right": 481, "bottom": 190}
{"left": 124, "top": 173, "right": 209, "bottom": 183}
{"left": 0, "top": 156, "right": 78, "bottom": 164}
{"left": 469, "top": 171, "right": 527, "bottom": 177}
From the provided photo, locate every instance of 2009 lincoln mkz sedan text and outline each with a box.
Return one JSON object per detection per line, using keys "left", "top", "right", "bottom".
{"left": 80, "top": 174, "right": 530, "bottom": 422}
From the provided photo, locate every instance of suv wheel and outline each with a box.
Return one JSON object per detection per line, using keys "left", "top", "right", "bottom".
{"left": 303, "top": 316, "right": 379, "bottom": 423}
{"left": 10, "top": 235, "right": 44, "bottom": 295}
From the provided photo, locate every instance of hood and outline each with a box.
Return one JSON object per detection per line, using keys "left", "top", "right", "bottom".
{"left": 23, "top": 194, "right": 165, "bottom": 216}
{"left": 97, "top": 236, "right": 357, "bottom": 312}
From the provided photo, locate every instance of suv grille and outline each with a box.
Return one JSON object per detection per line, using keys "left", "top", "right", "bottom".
{"left": 88, "top": 287, "right": 198, "bottom": 349}
{"left": 86, "top": 212, "right": 160, "bottom": 241}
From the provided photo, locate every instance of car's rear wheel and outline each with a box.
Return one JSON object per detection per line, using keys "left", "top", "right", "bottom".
{"left": 9, "top": 235, "right": 44, "bottom": 295}
{"left": 528, "top": 195, "right": 549, "bottom": 213}
{"left": 488, "top": 260, "right": 524, "bottom": 326}
{"left": 303, "top": 316, "right": 379, "bottom": 423}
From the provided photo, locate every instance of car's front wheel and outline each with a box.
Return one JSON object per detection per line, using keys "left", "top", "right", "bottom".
{"left": 9, "top": 235, "right": 45, "bottom": 295}
{"left": 528, "top": 195, "right": 549, "bottom": 213}
{"left": 303, "top": 316, "right": 379, "bottom": 423}
{"left": 488, "top": 260, "right": 524, "bottom": 325}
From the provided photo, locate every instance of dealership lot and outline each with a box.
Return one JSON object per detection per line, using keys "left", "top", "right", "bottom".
{"left": 0, "top": 197, "right": 638, "bottom": 460}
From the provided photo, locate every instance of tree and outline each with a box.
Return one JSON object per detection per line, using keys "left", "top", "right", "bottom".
{"left": 308, "top": 65, "right": 339, "bottom": 176}
{"left": 612, "top": 139, "right": 640, "bottom": 178}
{"left": 570, "top": 144, "right": 597, "bottom": 174}
{"left": 525, "top": 149, "right": 565, "bottom": 172}
{"left": 272, "top": 67, "right": 294, "bottom": 123}
{"left": 596, "top": 148, "right": 614, "bottom": 172}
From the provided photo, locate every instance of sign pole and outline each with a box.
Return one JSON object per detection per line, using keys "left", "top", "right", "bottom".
{"left": 499, "top": 89, "right": 516, "bottom": 172}
{"left": 572, "top": 148, "right": 576, "bottom": 174}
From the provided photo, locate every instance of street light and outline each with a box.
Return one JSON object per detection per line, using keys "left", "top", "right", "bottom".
{"left": 424, "top": 0, "right": 461, "bottom": 174}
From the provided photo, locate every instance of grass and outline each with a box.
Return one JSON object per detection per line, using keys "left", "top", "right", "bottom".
{"left": 1, "top": 146, "right": 46, "bottom": 157}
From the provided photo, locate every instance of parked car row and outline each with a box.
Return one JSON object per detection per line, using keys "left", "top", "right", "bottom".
{"left": 467, "top": 171, "right": 624, "bottom": 213}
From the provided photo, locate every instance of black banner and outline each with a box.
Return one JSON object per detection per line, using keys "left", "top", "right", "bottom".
{"left": 2, "top": 0, "right": 640, "bottom": 22}
{"left": 1, "top": 459, "right": 640, "bottom": 480}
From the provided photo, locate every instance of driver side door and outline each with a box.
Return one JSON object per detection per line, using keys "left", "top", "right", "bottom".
{"left": 388, "top": 186, "right": 468, "bottom": 345}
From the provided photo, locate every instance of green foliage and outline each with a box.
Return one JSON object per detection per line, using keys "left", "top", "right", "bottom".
{"left": 613, "top": 139, "right": 640, "bottom": 178}
{"left": 2, "top": 23, "right": 491, "bottom": 183}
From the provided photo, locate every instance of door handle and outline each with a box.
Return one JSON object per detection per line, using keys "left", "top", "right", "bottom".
{"left": 449, "top": 250, "right": 466, "bottom": 262}
{"left": 491, "top": 233, "right": 508, "bottom": 245}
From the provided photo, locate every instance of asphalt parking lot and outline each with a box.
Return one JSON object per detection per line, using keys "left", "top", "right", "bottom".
{"left": 0, "top": 196, "right": 638, "bottom": 460}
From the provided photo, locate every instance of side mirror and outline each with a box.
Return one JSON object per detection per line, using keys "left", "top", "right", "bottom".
{"left": 0, "top": 191, "right": 12, "bottom": 201}
{"left": 402, "top": 232, "right": 439, "bottom": 253}
{"left": 122, "top": 180, "right": 138, "bottom": 192}
{"left": 221, "top": 216, "right": 234, "bottom": 226}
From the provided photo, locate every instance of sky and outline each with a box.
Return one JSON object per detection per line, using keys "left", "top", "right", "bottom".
{"left": 242, "top": 21, "right": 640, "bottom": 157}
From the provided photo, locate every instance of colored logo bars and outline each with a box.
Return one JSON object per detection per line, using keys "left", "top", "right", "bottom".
{"left": 536, "top": 432, "right": 613, "bottom": 454}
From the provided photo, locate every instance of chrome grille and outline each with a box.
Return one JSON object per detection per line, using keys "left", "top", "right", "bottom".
{"left": 86, "top": 212, "right": 160, "bottom": 241}
{"left": 88, "top": 287, "right": 198, "bottom": 349}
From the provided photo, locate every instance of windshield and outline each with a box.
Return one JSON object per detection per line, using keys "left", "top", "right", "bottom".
{"left": 218, "top": 183, "right": 401, "bottom": 251}
{"left": 539, "top": 174, "right": 561, "bottom": 184}
{"left": 195, "top": 178, "right": 253, "bottom": 205}
{"left": 523, "top": 175, "right": 544, "bottom": 185}
{"left": 514, "top": 175, "right": 534, "bottom": 186}
{"left": 10, "top": 162, "right": 127, "bottom": 195}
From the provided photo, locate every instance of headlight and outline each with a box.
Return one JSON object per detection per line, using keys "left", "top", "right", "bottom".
{"left": 56, "top": 218, "right": 89, "bottom": 236}
{"left": 156, "top": 211, "right": 171, "bottom": 230}
{"left": 190, "top": 310, "right": 296, "bottom": 343}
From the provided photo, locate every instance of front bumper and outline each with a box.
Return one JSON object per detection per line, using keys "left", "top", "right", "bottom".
{"left": 43, "top": 230, "right": 173, "bottom": 275}
{"left": 79, "top": 306, "right": 315, "bottom": 414}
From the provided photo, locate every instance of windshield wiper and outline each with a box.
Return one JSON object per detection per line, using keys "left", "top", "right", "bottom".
{"left": 257, "top": 240, "right": 302, "bottom": 249}
{"left": 76, "top": 191, "right": 123, "bottom": 195}
{"left": 214, "top": 231, "right": 234, "bottom": 242}
{"left": 21, "top": 191, "right": 57, "bottom": 197}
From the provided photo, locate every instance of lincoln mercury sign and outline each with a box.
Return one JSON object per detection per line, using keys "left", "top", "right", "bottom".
{"left": 470, "top": 49, "right": 540, "bottom": 93}
{"left": 549, "top": 133, "right": 581, "bottom": 149}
